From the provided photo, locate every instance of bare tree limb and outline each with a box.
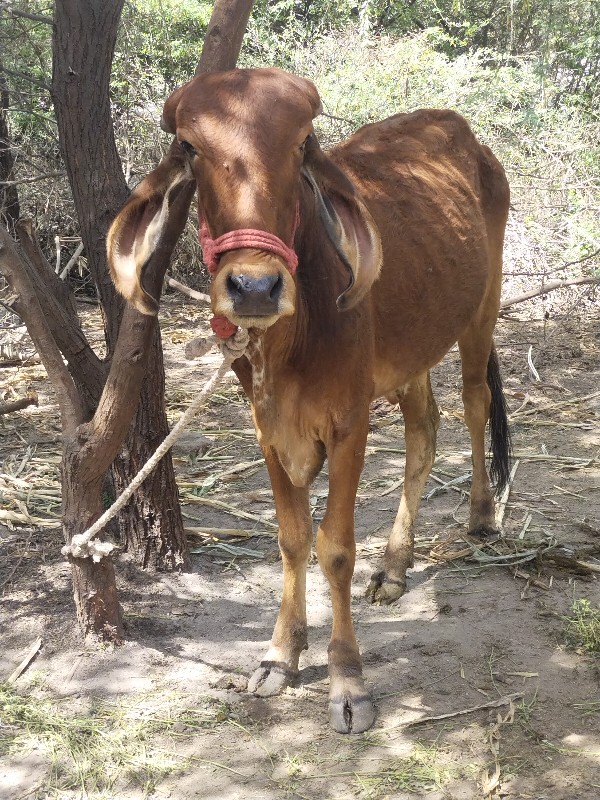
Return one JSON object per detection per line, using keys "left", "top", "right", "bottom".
{"left": 500, "top": 276, "right": 600, "bottom": 310}
{"left": 1, "top": 171, "right": 65, "bottom": 185}
{"left": 562, "top": 248, "right": 600, "bottom": 270}
{"left": 0, "top": 226, "right": 84, "bottom": 430}
{"left": 0, "top": 65, "right": 50, "bottom": 92}
{"left": 0, "top": 69, "right": 20, "bottom": 232}
{"left": 16, "top": 220, "right": 106, "bottom": 413}
{"left": 59, "top": 241, "right": 84, "bottom": 280}
{"left": 1, "top": 5, "right": 53, "bottom": 24}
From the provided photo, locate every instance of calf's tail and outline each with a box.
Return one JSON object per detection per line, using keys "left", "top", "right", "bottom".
{"left": 487, "top": 344, "right": 512, "bottom": 494}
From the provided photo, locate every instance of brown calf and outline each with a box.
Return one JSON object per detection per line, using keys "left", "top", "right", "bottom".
{"left": 107, "top": 67, "right": 511, "bottom": 734}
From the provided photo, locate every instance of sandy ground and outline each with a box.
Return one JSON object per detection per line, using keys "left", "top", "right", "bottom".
{"left": 1, "top": 287, "right": 599, "bottom": 799}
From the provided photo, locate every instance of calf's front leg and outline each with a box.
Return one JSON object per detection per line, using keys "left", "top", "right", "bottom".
{"left": 248, "top": 446, "right": 312, "bottom": 696}
{"left": 319, "top": 420, "right": 375, "bottom": 734}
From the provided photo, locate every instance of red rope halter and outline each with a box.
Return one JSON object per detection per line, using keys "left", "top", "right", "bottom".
{"left": 199, "top": 206, "right": 300, "bottom": 338}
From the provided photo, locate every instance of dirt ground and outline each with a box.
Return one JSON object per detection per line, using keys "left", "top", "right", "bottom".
{"left": 1, "top": 277, "right": 599, "bottom": 799}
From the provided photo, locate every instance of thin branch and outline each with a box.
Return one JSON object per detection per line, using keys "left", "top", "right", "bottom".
{"left": 1, "top": 6, "right": 53, "bottom": 25}
{"left": 59, "top": 241, "right": 84, "bottom": 280}
{"left": 166, "top": 276, "right": 210, "bottom": 304}
{"left": 0, "top": 225, "right": 84, "bottom": 430}
{"left": 500, "top": 276, "right": 600, "bottom": 310}
{"left": 0, "top": 65, "right": 50, "bottom": 92}
{"left": 321, "top": 111, "right": 355, "bottom": 126}
{"left": 562, "top": 247, "right": 600, "bottom": 271}
{"left": 403, "top": 693, "right": 523, "bottom": 728}
{"left": 1, "top": 171, "right": 65, "bottom": 185}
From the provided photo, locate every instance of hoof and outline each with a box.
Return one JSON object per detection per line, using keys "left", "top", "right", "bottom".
{"left": 329, "top": 691, "right": 375, "bottom": 734}
{"left": 468, "top": 523, "right": 501, "bottom": 540}
{"left": 247, "top": 661, "right": 297, "bottom": 697}
{"left": 365, "top": 570, "right": 406, "bottom": 605}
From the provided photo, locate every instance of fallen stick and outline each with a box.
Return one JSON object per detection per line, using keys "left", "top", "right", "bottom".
{"left": 7, "top": 637, "right": 42, "bottom": 684}
{"left": 0, "top": 392, "right": 38, "bottom": 416}
{"left": 185, "top": 526, "right": 275, "bottom": 539}
{"left": 403, "top": 692, "right": 523, "bottom": 727}
{"left": 184, "top": 496, "right": 278, "bottom": 529}
{"left": 167, "top": 276, "right": 211, "bottom": 304}
{"left": 510, "top": 390, "right": 600, "bottom": 423}
{"left": 495, "top": 459, "right": 520, "bottom": 528}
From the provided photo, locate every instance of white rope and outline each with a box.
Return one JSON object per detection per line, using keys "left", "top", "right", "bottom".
{"left": 62, "top": 328, "right": 249, "bottom": 561}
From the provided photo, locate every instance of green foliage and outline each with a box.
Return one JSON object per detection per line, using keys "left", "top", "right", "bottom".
{"left": 245, "top": 0, "right": 600, "bottom": 114}
{"left": 1, "top": 1, "right": 598, "bottom": 286}
{"left": 116, "top": 0, "right": 212, "bottom": 93}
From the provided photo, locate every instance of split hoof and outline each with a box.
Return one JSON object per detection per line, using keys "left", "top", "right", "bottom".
{"left": 329, "top": 691, "right": 375, "bottom": 734}
{"left": 365, "top": 570, "right": 406, "bottom": 605}
{"left": 247, "top": 661, "right": 296, "bottom": 697}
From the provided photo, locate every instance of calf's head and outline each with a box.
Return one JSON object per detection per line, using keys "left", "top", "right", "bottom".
{"left": 107, "top": 68, "right": 382, "bottom": 329}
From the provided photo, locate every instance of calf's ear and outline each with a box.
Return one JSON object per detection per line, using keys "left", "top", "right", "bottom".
{"left": 107, "top": 140, "right": 195, "bottom": 315}
{"left": 302, "top": 136, "right": 382, "bottom": 311}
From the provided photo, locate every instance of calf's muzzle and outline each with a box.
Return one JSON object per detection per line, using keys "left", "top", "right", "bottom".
{"left": 227, "top": 273, "right": 283, "bottom": 316}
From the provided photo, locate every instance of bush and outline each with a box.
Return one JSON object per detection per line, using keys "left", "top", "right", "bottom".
{"left": 2, "top": 4, "right": 598, "bottom": 290}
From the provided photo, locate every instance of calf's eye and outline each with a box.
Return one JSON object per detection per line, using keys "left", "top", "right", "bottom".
{"left": 180, "top": 140, "right": 197, "bottom": 157}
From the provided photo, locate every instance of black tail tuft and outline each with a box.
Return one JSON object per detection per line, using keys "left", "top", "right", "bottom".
{"left": 487, "top": 345, "right": 512, "bottom": 494}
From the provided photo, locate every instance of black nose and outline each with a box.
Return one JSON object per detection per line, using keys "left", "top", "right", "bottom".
{"left": 227, "top": 274, "right": 283, "bottom": 315}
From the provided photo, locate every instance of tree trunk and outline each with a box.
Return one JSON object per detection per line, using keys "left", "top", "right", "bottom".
{"left": 0, "top": 71, "right": 20, "bottom": 232}
{"left": 62, "top": 466, "right": 124, "bottom": 641}
{"left": 0, "top": 224, "right": 124, "bottom": 640}
{"left": 111, "top": 324, "right": 190, "bottom": 569}
{"left": 51, "top": 0, "right": 189, "bottom": 571}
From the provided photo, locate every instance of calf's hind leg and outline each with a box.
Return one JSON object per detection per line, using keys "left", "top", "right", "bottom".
{"left": 366, "top": 372, "right": 439, "bottom": 605}
{"left": 459, "top": 327, "right": 510, "bottom": 535}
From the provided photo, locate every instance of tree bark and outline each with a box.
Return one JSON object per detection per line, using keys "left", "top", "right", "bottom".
{"left": 0, "top": 70, "right": 20, "bottom": 232}
{"left": 51, "top": 0, "right": 189, "bottom": 571}
{"left": 1, "top": 195, "right": 191, "bottom": 637}
{"left": 196, "top": 0, "right": 255, "bottom": 74}
{"left": 0, "top": 225, "right": 123, "bottom": 640}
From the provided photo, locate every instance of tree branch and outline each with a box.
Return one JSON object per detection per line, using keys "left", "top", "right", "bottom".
{"left": 501, "top": 276, "right": 600, "bottom": 310}
{"left": 79, "top": 179, "right": 196, "bottom": 482}
{"left": 1, "top": 171, "right": 65, "bottom": 185}
{"left": 0, "top": 392, "right": 38, "bottom": 415}
{"left": 196, "top": 0, "right": 255, "bottom": 74}
{"left": 0, "top": 225, "right": 84, "bottom": 430}
{"left": 0, "top": 65, "right": 50, "bottom": 92}
{"left": 16, "top": 220, "right": 106, "bottom": 413}
{"left": 1, "top": 5, "right": 53, "bottom": 24}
